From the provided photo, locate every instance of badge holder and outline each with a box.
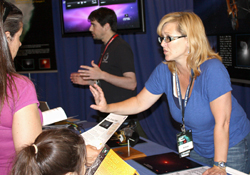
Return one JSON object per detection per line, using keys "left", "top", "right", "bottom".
{"left": 176, "top": 127, "right": 194, "bottom": 158}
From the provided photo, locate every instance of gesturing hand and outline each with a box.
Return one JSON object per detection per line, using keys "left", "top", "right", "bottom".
{"left": 70, "top": 72, "right": 88, "bottom": 85}
{"left": 89, "top": 84, "right": 108, "bottom": 113}
{"left": 79, "top": 60, "right": 103, "bottom": 80}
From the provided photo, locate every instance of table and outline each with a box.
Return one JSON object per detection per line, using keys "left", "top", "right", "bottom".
{"left": 125, "top": 137, "right": 247, "bottom": 175}
{"left": 62, "top": 121, "right": 246, "bottom": 175}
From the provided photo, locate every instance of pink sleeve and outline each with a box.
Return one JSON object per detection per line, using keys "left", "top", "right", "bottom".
{"left": 14, "top": 78, "right": 43, "bottom": 123}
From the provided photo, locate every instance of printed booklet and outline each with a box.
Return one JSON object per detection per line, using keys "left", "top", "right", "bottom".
{"left": 81, "top": 113, "right": 139, "bottom": 175}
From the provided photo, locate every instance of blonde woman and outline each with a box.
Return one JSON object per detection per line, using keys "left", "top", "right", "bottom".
{"left": 89, "top": 12, "right": 250, "bottom": 174}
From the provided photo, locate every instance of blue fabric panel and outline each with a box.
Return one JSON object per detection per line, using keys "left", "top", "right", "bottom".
{"left": 25, "top": 0, "right": 250, "bottom": 152}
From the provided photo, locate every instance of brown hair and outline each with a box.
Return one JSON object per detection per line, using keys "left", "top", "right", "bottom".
{"left": 157, "top": 12, "right": 221, "bottom": 78}
{"left": 88, "top": 7, "right": 117, "bottom": 32}
{"left": 0, "top": 0, "right": 23, "bottom": 112}
{"left": 11, "top": 128, "right": 86, "bottom": 175}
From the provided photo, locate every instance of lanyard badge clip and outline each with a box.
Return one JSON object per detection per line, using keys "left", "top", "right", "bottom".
{"left": 175, "top": 70, "right": 194, "bottom": 158}
{"left": 181, "top": 124, "right": 186, "bottom": 133}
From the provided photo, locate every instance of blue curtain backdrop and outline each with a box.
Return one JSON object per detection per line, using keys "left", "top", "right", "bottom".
{"left": 26, "top": 0, "right": 250, "bottom": 151}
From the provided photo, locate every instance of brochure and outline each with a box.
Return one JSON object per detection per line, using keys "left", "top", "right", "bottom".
{"left": 42, "top": 107, "right": 68, "bottom": 126}
{"left": 81, "top": 113, "right": 128, "bottom": 150}
{"left": 85, "top": 145, "right": 139, "bottom": 175}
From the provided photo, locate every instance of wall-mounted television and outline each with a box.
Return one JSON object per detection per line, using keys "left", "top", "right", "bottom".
{"left": 59, "top": 0, "right": 146, "bottom": 37}
{"left": 194, "top": 0, "right": 250, "bottom": 84}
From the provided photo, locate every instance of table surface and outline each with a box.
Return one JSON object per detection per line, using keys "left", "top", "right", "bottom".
{"left": 76, "top": 121, "right": 203, "bottom": 174}
{"left": 125, "top": 137, "right": 247, "bottom": 175}
{"left": 126, "top": 137, "right": 204, "bottom": 175}
{"left": 76, "top": 121, "right": 246, "bottom": 175}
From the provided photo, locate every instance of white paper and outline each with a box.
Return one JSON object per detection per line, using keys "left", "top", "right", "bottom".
{"left": 162, "top": 166, "right": 210, "bottom": 175}
{"left": 163, "top": 166, "right": 248, "bottom": 175}
{"left": 226, "top": 166, "right": 248, "bottom": 175}
{"left": 81, "top": 113, "right": 128, "bottom": 149}
{"left": 42, "top": 107, "right": 68, "bottom": 126}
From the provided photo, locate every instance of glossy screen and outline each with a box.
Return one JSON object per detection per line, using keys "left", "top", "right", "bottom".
{"left": 60, "top": 0, "right": 145, "bottom": 37}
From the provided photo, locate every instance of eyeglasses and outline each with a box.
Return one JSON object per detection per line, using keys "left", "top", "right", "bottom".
{"left": 158, "top": 35, "right": 187, "bottom": 43}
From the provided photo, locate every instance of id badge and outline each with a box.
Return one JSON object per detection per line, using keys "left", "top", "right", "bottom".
{"left": 176, "top": 129, "right": 194, "bottom": 158}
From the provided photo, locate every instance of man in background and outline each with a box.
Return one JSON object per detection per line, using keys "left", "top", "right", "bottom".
{"left": 70, "top": 7, "right": 146, "bottom": 138}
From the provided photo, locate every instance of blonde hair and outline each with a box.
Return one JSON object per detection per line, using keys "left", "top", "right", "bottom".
{"left": 157, "top": 12, "right": 221, "bottom": 78}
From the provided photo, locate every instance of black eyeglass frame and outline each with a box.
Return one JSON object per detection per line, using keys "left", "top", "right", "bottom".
{"left": 158, "top": 35, "right": 187, "bottom": 43}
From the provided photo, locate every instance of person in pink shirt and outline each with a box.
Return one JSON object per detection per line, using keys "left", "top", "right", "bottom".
{"left": 0, "top": 1, "right": 43, "bottom": 174}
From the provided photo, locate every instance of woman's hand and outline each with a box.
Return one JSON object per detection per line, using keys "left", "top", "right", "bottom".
{"left": 202, "top": 166, "right": 227, "bottom": 175}
{"left": 89, "top": 84, "right": 109, "bottom": 112}
{"left": 85, "top": 145, "right": 102, "bottom": 167}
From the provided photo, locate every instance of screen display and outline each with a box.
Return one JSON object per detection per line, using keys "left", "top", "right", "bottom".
{"left": 194, "top": 0, "right": 250, "bottom": 84}
{"left": 133, "top": 152, "right": 202, "bottom": 174}
{"left": 60, "top": 0, "right": 145, "bottom": 37}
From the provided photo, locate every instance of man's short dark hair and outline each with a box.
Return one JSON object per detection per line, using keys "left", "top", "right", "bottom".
{"left": 88, "top": 7, "right": 117, "bottom": 32}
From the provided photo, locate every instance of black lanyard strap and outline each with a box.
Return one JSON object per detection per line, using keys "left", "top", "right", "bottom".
{"left": 175, "top": 69, "right": 194, "bottom": 133}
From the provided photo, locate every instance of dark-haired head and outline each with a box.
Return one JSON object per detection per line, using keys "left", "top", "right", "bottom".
{"left": 88, "top": 7, "right": 117, "bottom": 32}
{"left": 11, "top": 128, "right": 86, "bottom": 175}
{"left": 0, "top": 0, "right": 22, "bottom": 63}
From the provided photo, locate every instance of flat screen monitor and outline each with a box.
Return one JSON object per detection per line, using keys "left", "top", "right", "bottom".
{"left": 194, "top": 0, "right": 250, "bottom": 84}
{"left": 59, "top": 0, "right": 146, "bottom": 37}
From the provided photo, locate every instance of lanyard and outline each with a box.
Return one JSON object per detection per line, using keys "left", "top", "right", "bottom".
{"left": 175, "top": 69, "right": 194, "bottom": 133}
{"left": 98, "top": 34, "right": 119, "bottom": 67}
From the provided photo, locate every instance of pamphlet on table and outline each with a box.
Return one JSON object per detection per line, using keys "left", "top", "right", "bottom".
{"left": 42, "top": 107, "right": 68, "bottom": 126}
{"left": 81, "top": 113, "right": 128, "bottom": 150}
{"left": 85, "top": 144, "right": 139, "bottom": 175}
